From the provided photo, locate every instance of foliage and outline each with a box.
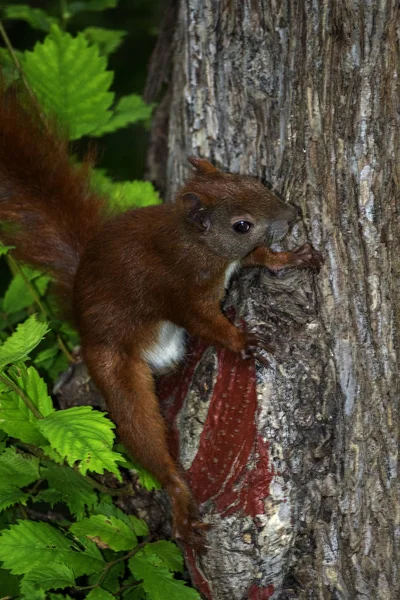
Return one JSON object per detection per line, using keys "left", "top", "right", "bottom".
{"left": 0, "top": 2, "right": 199, "bottom": 599}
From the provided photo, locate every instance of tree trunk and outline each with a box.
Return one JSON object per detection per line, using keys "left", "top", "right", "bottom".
{"left": 155, "top": 1, "right": 400, "bottom": 598}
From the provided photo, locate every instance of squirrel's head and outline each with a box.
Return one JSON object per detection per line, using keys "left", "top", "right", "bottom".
{"left": 177, "top": 157, "right": 299, "bottom": 259}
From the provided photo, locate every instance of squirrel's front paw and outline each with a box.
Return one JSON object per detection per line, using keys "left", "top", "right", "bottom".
{"left": 291, "top": 242, "right": 324, "bottom": 271}
{"left": 241, "top": 333, "right": 275, "bottom": 367}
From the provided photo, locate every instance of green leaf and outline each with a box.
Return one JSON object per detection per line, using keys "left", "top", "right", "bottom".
{"left": 49, "top": 594, "right": 74, "bottom": 600}
{"left": 23, "top": 26, "right": 114, "bottom": 140}
{"left": 86, "top": 588, "right": 116, "bottom": 600}
{"left": 33, "top": 488, "right": 66, "bottom": 507}
{"left": 10, "top": 365, "right": 54, "bottom": 417}
{"left": 23, "top": 563, "right": 75, "bottom": 591}
{"left": 0, "top": 521, "right": 105, "bottom": 577}
{"left": 99, "top": 561, "right": 124, "bottom": 593}
{"left": 122, "top": 584, "right": 146, "bottom": 600}
{"left": 115, "top": 447, "right": 160, "bottom": 491}
{"left": 3, "top": 268, "right": 50, "bottom": 314}
{"left": 0, "top": 484, "right": 29, "bottom": 512}
{"left": 37, "top": 406, "right": 123, "bottom": 478}
{"left": 0, "top": 390, "right": 45, "bottom": 446}
{"left": 68, "top": 0, "right": 118, "bottom": 17}
{"left": 70, "top": 514, "right": 137, "bottom": 551}
{"left": 0, "top": 315, "right": 49, "bottom": 369}
{"left": 142, "top": 541, "right": 184, "bottom": 573}
{"left": 129, "top": 552, "right": 200, "bottom": 600}
{"left": 0, "top": 48, "right": 19, "bottom": 84}
{"left": 20, "top": 580, "right": 46, "bottom": 600}
{"left": 92, "top": 502, "right": 149, "bottom": 537}
{"left": 34, "top": 345, "right": 59, "bottom": 369}
{"left": 0, "top": 567, "right": 20, "bottom": 596}
{"left": 92, "top": 94, "right": 153, "bottom": 136}
{"left": 39, "top": 464, "right": 98, "bottom": 519}
{"left": 92, "top": 171, "right": 161, "bottom": 212}
{"left": 0, "top": 241, "right": 15, "bottom": 256}
{"left": 83, "top": 27, "right": 127, "bottom": 55}
{"left": 2, "top": 5, "right": 57, "bottom": 32}
{"left": 0, "top": 364, "right": 53, "bottom": 444}
{"left": 0, "top": 447, "right": 40, "bottom": 487}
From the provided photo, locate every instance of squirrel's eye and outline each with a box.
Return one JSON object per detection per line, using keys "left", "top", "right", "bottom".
{"left": 232, "top": 220, "right": 253, "bottom": 234}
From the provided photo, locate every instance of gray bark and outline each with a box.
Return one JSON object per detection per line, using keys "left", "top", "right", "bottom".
{"left": 160, "top": 1, "right": 400, "bottom": 598}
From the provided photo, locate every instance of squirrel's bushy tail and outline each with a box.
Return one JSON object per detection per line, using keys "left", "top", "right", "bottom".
{"left": 0, "top": 87, "right": 107, "bottom": 311}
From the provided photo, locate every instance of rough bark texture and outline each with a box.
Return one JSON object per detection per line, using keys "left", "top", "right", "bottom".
{"left": 157, "top": 1, "right": 400, "bottom": 598}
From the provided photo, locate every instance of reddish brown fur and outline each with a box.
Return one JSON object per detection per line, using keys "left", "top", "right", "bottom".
{"left": 0, "top": 89, "right": 323, "bottom": 550}
{"left": 0, "top": 88, "right": 108, "bottom": 309}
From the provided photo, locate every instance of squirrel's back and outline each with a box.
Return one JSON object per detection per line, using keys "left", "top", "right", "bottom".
{"left": 0, "top": 87, "right": 108, "bottom": 310}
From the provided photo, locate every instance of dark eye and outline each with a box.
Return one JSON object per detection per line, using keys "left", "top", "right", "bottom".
{"left": 232, "top": 220, "right": 253, "bottom": 234}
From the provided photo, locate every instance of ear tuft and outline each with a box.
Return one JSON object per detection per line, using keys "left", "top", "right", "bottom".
{"left": 188, "top": 157, "right": 221, "bottom": 175}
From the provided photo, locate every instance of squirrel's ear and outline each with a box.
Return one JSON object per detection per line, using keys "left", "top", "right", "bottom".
{"left": 188, "top": 157, "right": 221, "bottom": 175}
{"left": 182, "top": 192, "right": 211, "bottom": 231}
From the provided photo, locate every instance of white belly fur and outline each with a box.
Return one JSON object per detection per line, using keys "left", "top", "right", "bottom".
{"left": 143, "top": 263, "right": 239, "bottom": 372}
{"left": 224, "top": 261, "right": 240, "bottom": 288}
{"left": 143, "top": 321, "right": 186, "bottom": 372}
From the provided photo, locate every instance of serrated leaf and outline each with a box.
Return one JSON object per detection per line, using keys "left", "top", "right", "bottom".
{"left": 3, "top": 268, "right": 50, "bottom": 314}
{"left": 40, "top": 464, "right": 98, "bottom": 519}
{"left": 92, "top": 502, "right": 149, "bottom": 537}
{"left": 92, "top": 94, "right": 153, "bottom": 136}
{"left": 2, "top": 5, "right": 57, "bottom": 32}
{"left": 0, "top": 521, "right": 105, "bottom": 577}
{"left": 23, "top": 563, "right": 75, "bottom": 591}
{"left": 0, "top": 484, "right": 29, "bottom": 512}
{"left": 0, "top": 447, "right": 40, "bottom": 487}
{"left": 34, "top": 344, "right": 68, "bottom": 380}
{"left": 0, "top": 315, "right": 49, "bottom": 369}
{"left": 92, "top": 171, "right": 161, "bottom": 212}
{"left": 86, "top": 588, "right": 116, "bottom": 600}
{"left": 10, "top": 365, "right": 54, "bottom": 417}
{"left": 23, "top": 26, "right": 114, "bottom": 140}
{"left": 37, "top": 406, "right": 122, "bottom": 478}
{"left": 68, "top": 0, "right": 117, "bottom": 17}
{"left": 49, "top": 594, "right": 74, "bottom": 600}
{"left": 0, "top": 391, "right": 46, "bottom": 446}
{"left": 71, "top": 514, "right": 137, "bottom": 551}
{"left": 116, "top": 449, "right": 160, "bottom": 491}
{"left": 33, "top": 488, "right": 66, "bottom": 508}
{"left": 142, "top": 541, "right": 184, "bottom": 573}
{"left": 122, "top": 584, "right": 146, "bottom": 600}
{"left": 129, "top": 552, "right": 200, "bottom": 600}
{"left": 20, "top": 580, "right": 46, "bottom": 600}
{"left": 34, "top": 345, "right": 59, "bottom": 369}
{"left": 83, "top": 27, "right": 127, "bottom": 55}
{"left": 41, "top": 444, "right": 64, "bottom": 464}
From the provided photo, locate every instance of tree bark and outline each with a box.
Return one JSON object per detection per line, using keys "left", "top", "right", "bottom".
{"left": 156, "top": 1, "right": 400, "bottom": 598}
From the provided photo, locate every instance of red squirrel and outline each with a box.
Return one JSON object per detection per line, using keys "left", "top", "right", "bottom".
{"left": 0, "top": 88, "right": 322, "bottom": 549}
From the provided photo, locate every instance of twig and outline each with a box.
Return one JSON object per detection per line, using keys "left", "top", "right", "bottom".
{"left": 75, "top": 536, "right": 155, "bottom": 592}
{"left": 0, "top": 372, "right": 43, "bottom": 419}
{"left": 0, "top": 19, "right": 38, "bottom": 106}
{"left": 6, "top": 254, "right": 74, "bottom": 363}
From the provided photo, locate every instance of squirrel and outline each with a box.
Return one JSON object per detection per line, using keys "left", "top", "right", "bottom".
{"left": 0, "top": 87, "right": 323, "bottom": 550}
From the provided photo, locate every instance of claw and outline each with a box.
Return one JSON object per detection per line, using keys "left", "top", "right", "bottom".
{"left": 174, "top": 519, "right": 211, "bottom": 554}
{"left": 292, "top": 242, "right": 324, "bottom": 271}
{"left": 241, "top": 332, "right": 275, "bottom": 367}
